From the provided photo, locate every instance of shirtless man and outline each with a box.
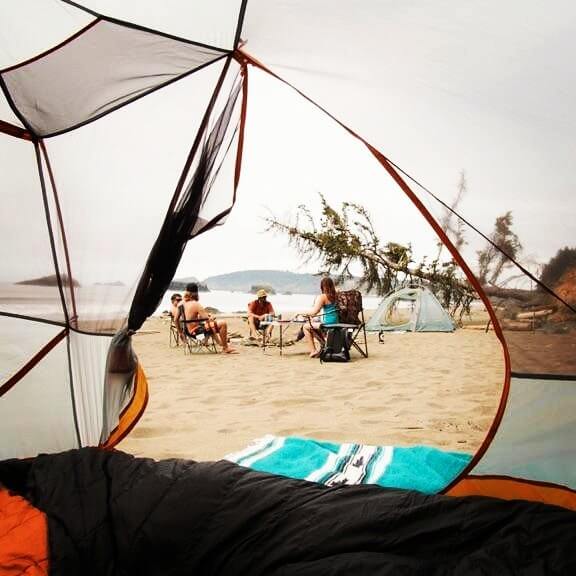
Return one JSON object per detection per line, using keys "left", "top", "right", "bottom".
{"left": 180, "top": 283, "right": 237, "bottom": 354}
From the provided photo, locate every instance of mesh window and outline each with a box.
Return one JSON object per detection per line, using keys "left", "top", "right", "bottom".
{"left": 2, "top": 19, "right": 227, "bottom": 136}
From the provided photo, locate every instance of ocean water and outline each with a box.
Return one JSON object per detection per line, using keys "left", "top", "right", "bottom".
{"left": 158, "top": 290, "right": 382, "bottom": 315}
{"left": 0, "top": 283, "right": 381, "bottom": 323}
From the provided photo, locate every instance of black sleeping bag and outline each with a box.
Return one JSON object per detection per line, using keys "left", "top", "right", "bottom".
{"left": 1, "top": 447, "right": 575, "bottom": 575}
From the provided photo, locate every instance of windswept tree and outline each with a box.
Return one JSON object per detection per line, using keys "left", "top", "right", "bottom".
{"left": 436, "top": 170, "right": 468, "bottom": 260}
{"left": 476, "top": 211, "right": 522, "bottom": 286}
{"left": 266, "top": 194, "right": 477, "bottom": 320}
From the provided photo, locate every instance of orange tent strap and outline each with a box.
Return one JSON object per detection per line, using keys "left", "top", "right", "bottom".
{"left": 100, "top": 362, "right": 149, "bottom": 449}
{"left": 447, "top": 476, "right": 576, "bottom": 512}
{"left": 0, "top": 488, "right": 49, "bottom": 575}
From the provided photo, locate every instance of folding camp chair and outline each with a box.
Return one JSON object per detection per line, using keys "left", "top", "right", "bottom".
{"left": 319, "top": 290, "right": 369, "bottom": 358}
{"left": 169, "top": 313, "right": 182, "bottom": 347}
{"left": 179, "top": 317, "right": 219, "bottom": 354}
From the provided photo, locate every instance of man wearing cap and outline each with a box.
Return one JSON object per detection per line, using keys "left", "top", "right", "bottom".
{"left": 247, "top": 289, "right": 276, "bottom": 340}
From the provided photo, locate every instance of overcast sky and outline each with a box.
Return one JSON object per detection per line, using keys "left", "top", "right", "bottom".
{"left": 1, "top": 2, "right": 574, "bottom": 290}
{"left": 0, "top": 63, "right": 570, "bottom": 287}
{"left": 177, "top": 67, "right": 444, "bottom": 281}
{"left": 176, "top": 65, "right": 569, "bottom": 284}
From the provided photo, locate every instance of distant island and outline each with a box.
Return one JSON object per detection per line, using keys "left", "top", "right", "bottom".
{"left": 203, "top": 270, "right": 319, "bottom": 294}
{"left": 94, "top": 281, "right": 125, "bottom": 287}
{"left": 250, "top": 284, "right": 276, "bottom": 295}
{"left": 200, "top": 270, "right": 366, "bottom": 295}
{"left": 169, "top": 276, "right": 209, "bottom": 292}
{"left": 16, "top": 274, "right": 80, "bottom": 287}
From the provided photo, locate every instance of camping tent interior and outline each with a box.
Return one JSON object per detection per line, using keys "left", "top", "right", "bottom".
{"left": 1, "top": 1, "right": 576, "bottom": 568}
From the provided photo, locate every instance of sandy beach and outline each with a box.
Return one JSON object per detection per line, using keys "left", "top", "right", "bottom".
{"left": 117, "top": 313, "right": 505, "bottom": 462}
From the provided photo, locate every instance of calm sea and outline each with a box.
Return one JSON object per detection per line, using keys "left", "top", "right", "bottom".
{"left": 158, "top": 290, "right": 382, "bottom": 315}
{"left": 0, "top": 284, "right": 381, "bottom": 322}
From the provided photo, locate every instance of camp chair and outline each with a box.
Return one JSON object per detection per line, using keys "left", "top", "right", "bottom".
{"left": 243, "top": 311, "right": 273, "bottom": 345}
{"left": 179, "top": 317, "right": 219, "bottom": 354}
{"left": 316, "top": 290, "right": 369, "bottom": 358}
{"left": 169, "top": 313, "right": 181, "bottom": 347}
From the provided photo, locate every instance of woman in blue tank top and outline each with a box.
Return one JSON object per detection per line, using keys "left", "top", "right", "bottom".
{"left": 298, "top": 277, "right": 339, "bottom": 358}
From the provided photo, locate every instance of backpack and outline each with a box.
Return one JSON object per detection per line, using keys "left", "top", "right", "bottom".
{"left": 319, "top": 327, "right": 350, "bottom": 363}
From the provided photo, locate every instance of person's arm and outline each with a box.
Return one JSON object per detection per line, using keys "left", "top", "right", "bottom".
{"left": 306, "top": 294, "right": 325, "bottom": 318}
{"left": 247, "top": 301, "right": 258, "bottom": 319}
{"left": 176, "top": 304, "right": 185, "bottom": 334}
{"left": 197, "top": 303, "right": 210, "bottom": 319}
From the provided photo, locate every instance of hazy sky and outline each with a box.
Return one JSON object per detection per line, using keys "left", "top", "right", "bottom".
{"left": 177, "top": 67, "right": 444, "bottom": 281}
{"left": 1, "top": 1, "right": 574, "bottom": 290}
{"left": 175, "top": 65, "right": 568, "bottom": 284}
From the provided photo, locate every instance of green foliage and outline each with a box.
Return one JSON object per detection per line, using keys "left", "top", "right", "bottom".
{"left": 266, "top": 193, "right": 476, "bottom": 322}
{"left": 539, "top": 247, "right": 576, "bottom": 289}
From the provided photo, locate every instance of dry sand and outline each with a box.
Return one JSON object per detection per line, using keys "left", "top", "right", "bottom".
{"left": 117, "top": 314, "right": 505, "bottom": 462}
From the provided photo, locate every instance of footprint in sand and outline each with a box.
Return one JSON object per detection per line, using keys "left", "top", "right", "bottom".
{"left": 360, "top": 406, "right": 386, "bottom": 414}
{"left": 128, "top": 426, "right": 170, "bottom": 439}
{"left": 269, "top": 398, "right": 316, "bottom": 407}
{"left": 360, "top": 418, "right": 381, "bottom": 426}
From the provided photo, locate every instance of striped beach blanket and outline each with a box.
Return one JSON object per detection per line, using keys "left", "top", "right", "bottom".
{"left": 225, "top": 435, "right": 472, "bottom": 494}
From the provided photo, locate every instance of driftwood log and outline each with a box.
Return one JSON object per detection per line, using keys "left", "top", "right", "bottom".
{"left": 482, "top": 286, "right": 549, "bottom": 306}
{"left": 500, "top": 319, "right": 539, "bottom": 331}
{"left": 516, "top": 309, "right": 554, "bottom": 320}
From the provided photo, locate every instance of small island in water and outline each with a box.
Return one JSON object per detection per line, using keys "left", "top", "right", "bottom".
{"left": 16, "top": 274, "right": 80, "bottom": 287}
{"left": 169, "top": 276, "right": 209, "bottom": 292}
{"left": 94, "top": 281, "right": 125, "bottom": 287}
{"left": 250, "top": 284, "right": 276, "bottom": 295}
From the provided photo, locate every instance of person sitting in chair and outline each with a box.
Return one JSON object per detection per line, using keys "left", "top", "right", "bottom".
{"left": 170, "top": 292, "right": 182, "bottom": 321}
{"left": 247, "top": 289, "right": 275, "bottom": 340}
{"left": 170, "top": 292, "right": 184, "bottom": 342}
{"left": 170, "top": 293, "right": 183, "bottom": 321}
{"left": 180, "top": 283, "right": 237, "bottom": 354}
{"left": 299, "top": 277, "right": 339, "bottom": 358}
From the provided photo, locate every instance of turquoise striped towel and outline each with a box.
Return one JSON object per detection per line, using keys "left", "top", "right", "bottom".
{"left": 225, "top": 435, "right": 471, "bottom": 494}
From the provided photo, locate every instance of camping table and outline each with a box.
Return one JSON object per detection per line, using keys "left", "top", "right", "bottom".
{"left": 260, "top": 318, "right": 306, "bottom": 356}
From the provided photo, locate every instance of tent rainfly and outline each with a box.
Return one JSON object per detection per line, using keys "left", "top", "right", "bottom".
{"left": 366, "top": 286, "right": 454, "bottom": 333}
{"left": 0, "top": 0, "right": 575, "bottom": 515}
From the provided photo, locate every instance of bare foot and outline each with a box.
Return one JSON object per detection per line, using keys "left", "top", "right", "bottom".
{"left": 309, "top": 351, "right": 320, "bottom": 358}
{"left": 224, "top": 347, "right": 239, "bottom": 354}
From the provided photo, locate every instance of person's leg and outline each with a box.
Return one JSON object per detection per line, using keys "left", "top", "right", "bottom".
{"left": 247, "top": 315, "right": 259, "bottom": 338}
{"left": 218, "top": 321, "right": 237, "bottom": 353}
{"left": 210, "top": 329, "right": 223, "bottom": 347}
{"left": 303, "top": 322, "right": 320, "bottom": 357}
{"left": 254, "top": 318, "right": 266, "bottom": 341}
